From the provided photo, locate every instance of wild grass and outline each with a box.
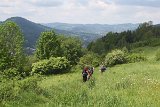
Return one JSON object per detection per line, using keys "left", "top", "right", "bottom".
{"left": 1, "top": 46, "right": 160, "bottom": 107}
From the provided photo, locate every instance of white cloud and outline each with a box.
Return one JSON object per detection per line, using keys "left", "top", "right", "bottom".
{"left": 25, "top": 0, "right": 63, "bottom": 7}
{"left": 0, "top": 0, "right": 160, "bottom": 24}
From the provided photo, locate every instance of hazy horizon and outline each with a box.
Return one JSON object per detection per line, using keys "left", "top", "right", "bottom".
{"left": 1, "top": 0, "right": 160, "bottom": 24}
{"left": 1, "top": 16, "right": 142, "bottom": 25}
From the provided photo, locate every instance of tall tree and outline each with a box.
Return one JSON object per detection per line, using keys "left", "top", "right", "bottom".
{"left": 35, "top": 31, "right": 61, "bottom": 59}
{"left": 0, "top": 21, "right": 25, "bottom": 71}
{"left": 59, "top": 36, "right": 83, "bottom": 65}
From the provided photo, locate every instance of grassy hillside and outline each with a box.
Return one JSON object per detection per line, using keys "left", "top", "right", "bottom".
{"left": 1, "top": 46, "right": 160, "bottom": 107}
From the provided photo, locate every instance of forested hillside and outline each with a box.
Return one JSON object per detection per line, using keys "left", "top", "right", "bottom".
{"left": 1, "top": 17, "right": 101, "bottom": 49}
{"left": 0, "top": 17, "right": 139, "bottom": 50}
{"left": 87, "top": 21, "right": 160, "bottom": 55}
{"left": 5, "top": 17, "right": 51, "bottom": 48}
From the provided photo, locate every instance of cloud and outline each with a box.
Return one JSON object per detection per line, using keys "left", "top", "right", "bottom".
{"left": 0, "top": 0, "right": 160, "bottom": 24}
{"left": 109, "top": 0, "right": 160, "bottom": 7}
{"left": 0, "top": 4, "right": 12, "bottom": 7}
{"left": 26, "top": 0, "right": 63, "bottom": 7}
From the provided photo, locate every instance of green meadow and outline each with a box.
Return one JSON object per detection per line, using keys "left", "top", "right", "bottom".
{"left": 1, "top": 46, "right": 160, "bottom": 107}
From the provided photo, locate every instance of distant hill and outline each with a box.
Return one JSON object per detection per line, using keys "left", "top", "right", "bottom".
{"left": 3, "top": 17, "right": 100, "bottom": 49}
{"left": 155, "top": 24, "right": 160, "bottom": 27}
{"left": 87, "top": 22, "right": 160, "bottom": 54}
{"left": 43, "top": 22, "right": 139, "bottom": 35}
{"left": 5, "top": 17, "right": 51, "bottom": 48}
{"left": 1, "top": 17, "right": 147, "bottom": 52}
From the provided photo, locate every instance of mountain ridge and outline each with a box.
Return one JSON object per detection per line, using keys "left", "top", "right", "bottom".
{"left": 4, "top": 17, "right": 159, "bottom": 51}
{"left": 0, "top": 17, "right": 101, "bottom": 50}
{"left": 43, "top": 22, "right": 139, "bottom": 35}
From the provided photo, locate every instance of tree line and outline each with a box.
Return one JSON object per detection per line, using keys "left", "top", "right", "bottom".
{"left": 87, "top": 21, "right": 160, "bottom": 55}
{"left": 0, "top": 21, "right": 84, "bottom": 77}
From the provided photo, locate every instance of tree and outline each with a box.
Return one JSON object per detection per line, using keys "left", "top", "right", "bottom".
{"left": 35, "top": 31, "right": 61, "bottom": 60}
{"left": 78, "top": 52, "right": 100, "bottom": 68}
{"left": 0, "top": 21, "right": 25, "bottom": 71}
{"left": 59, "top": 36, "right": 83, "bottom": 65}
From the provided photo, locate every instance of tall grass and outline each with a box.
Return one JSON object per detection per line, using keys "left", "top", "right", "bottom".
{"left": 1, "top": 46, "right": 160, "bottom": 107}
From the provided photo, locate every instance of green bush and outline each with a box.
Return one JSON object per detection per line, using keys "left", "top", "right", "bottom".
{"left": 126, "top": 53, "right": 147, "bottom": 63}
{"left": 3, "top": 68, "right": 19, "bottom": 79}
{"left": 18, "top": 76, "right": 43, "bottom": 93}
{"left": 78, "top": 53, "right": 100, "bottom": 69}
{"left": 22, "top": 55, "right": 39, "bottom": 77}
{"left": 32, "top": 57, "right": 70, "bottom": 75}
{"left": 0, "top": 80, "right": 16, "bottom": 101}
{"left": 0, "top": 75, "right": 44, "bottom": 102}
{"left": 155, "top": 50, "right": 160, "bottom": 61}
{"left": 105, "top": 49, "right": 126, "bottom": 66}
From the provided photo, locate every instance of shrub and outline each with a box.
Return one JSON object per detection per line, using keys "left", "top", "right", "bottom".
{"left": 0, "top": 80, "right": 16, "bottom": 101}
{"left": 78, "top": 53, "right": 100, "bottom": 69}
{"left": 49, "top": 57, "right": 70, "bottom": 74}
{"left": 3, "top": 68, "right": 19, "bottom": 79}
{"left": 0, "top": 75, "right": 44, "bottom": 102}
{"left": 105, "top": 49, "right": 126, "bottom": 66}
{"left": 22, "top": 55, "right": 39, "bottom": 77}
{"left": 18, "top": 76, "right": 43, "bottom": 93}
{"left": 126, "top": 53, "right": 147, "bottom": 63}
{"left": 32, "top": 57, "right": 70, "bottom": 75}
{"left": 155, "top": 50, "right": 160, "bottom": 61}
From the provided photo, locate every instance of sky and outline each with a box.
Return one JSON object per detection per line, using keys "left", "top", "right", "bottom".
{"left": 0, "top": 0, "right": 160, "bottom": 24}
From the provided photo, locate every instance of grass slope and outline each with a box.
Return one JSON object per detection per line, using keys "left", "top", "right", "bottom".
{"left": 1, "top": 46, "right": 160, "bottom": 107}
{"left": 36, "top": 61, "right": 160, "bottom": 107}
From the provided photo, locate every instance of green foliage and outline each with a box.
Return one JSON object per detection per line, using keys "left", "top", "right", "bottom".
{"left": 3, "top": 68, "right": 19, "bottom": 79}
{"left": 105, "top": 49, "right": 147, "bottom": 66}
{"left": 59, "top": 36, "right": 84, "bottom": 65}
{"left": 0, "top": 75, "right": 44, "bottom": 103}
{"left": 0, "top": 80, "right": 16, "bottom": 101}
{"left": 22, "top": 55, "right": 38, "bottom": 77}
{"left": 105, "top": 49, "right": 126, "bottom": 66}
{"left": 0, "top": 21, "right": 25, "bottom": 71}
{"left": 126, "top": 53, "right": 147, "bottom": 63}
{"left": 155, "top": 50, "right": 160, "bottom": 61}
{"left": 35, "top": 31, "right": 61, "bottom": 60}
{"left": 18, "top": 76, "right": 43, "bottom": 93}
{"left": 1, "top": 46, "right": 160, "bottom": 107}
{"left": 35, "top": 33, "right": 83, "bottom": 66}
{"left": 32, "top": 57, "right": 70, "bottom": 75}
{"left": 78, "top": 52, "right": 100, "bottom": 68}
{"left": 88, "top": 21, "right": 160, "bottom": 55}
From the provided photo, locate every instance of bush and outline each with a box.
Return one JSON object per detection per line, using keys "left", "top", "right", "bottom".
{"left": 32, "top": 57, "right": 70, "bottom": 75}
{"left": 22, "top": 55, "right": 39, "bottom": 77}
{"left": 3, "top": 68, "right": 19, "bottom": 79}
{"left": 0, "top": 80, "right": 17, "bottom": 101}
{"left": 126, "top": 53, "right": 147, "bottom": 63}
{"left": 78, "top": 53, "right": 100, "bottom": 69}
{"left": 18, "top": 75, "right": 43, "bottom": 93}
{"left": 0, "top": 75, "right": 44, "bottom": 102}
{"left": 155, "top": 50, "right": 160, "bottom": 61}
{"left": 105, "top": 49, "right": 126, "bottom": 66}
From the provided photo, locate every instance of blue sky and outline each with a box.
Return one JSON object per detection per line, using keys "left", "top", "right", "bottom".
{"left": 0, "top": 0, "right": 160, "bottom": 24}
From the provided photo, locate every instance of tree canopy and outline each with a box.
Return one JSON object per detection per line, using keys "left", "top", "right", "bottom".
{"left": 87, "top": 21, "right": 160, "bottom": 55}
{"left": 35, "top": 31, "right": 61, "bottom": 60}
{"left": 0, "top": 21, "right": 25, "bottom": 71}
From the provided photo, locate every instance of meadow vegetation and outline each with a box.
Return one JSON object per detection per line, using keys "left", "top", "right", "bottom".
{"left": 0, "top": 21, "right": 160, "bottom": 107}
